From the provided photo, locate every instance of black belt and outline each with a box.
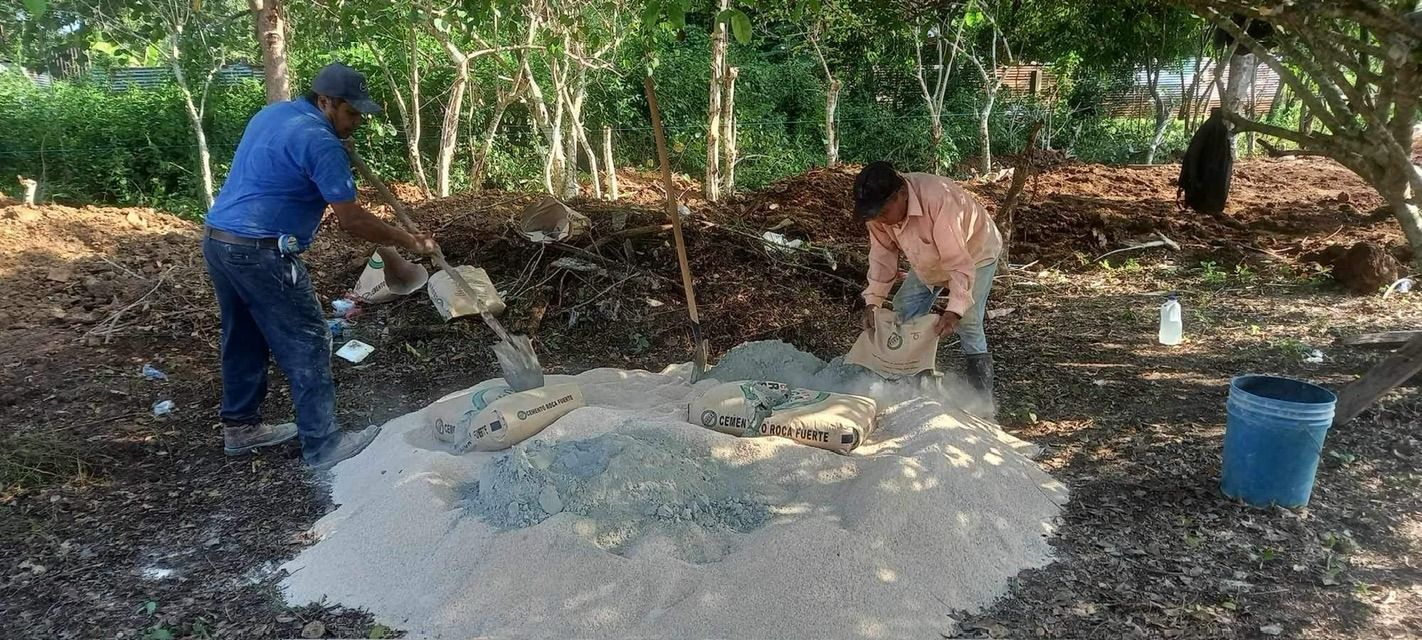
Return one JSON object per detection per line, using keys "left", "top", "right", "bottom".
{"left": 205, "top": 227, "right": 282, "bottom": 249}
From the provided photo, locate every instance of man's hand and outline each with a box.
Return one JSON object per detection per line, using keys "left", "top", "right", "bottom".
{"left": 403, "top": 232, "right": 438, "bottom": 256}
{"left": 934, "top": 311, "right": 961, "bottom": 337}
{"left": 861, "top": 306, "right": 878, "bottom": 333}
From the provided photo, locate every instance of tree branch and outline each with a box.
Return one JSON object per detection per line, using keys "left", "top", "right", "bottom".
{"left": 1196, "top": 4, "right": 1348, "bottom": 133}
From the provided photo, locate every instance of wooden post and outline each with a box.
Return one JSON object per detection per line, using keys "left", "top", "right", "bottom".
{"left": 1333, "top": 334, "right": 1422, "bottom": 426}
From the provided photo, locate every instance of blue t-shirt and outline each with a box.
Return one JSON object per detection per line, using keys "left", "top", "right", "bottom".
{"left": 205, "top": 99, "right": 357, "bottom": 246}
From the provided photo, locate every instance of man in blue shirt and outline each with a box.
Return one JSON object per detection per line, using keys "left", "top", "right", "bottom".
{"left": 204, "top": 63, "right": 434, "bottom": 470}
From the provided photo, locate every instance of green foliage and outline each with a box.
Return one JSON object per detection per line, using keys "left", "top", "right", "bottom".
{"left": 0, "top": 0, "right": 1243, "bottom": 211}
{"left": 1199, "top": 261, "right": 1227, "bottom": 286}
{"left": 0, "top": 75, "right": 263, "bottom": 216}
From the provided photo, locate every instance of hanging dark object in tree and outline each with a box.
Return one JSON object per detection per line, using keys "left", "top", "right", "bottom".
{"left": 1177, "top": 108, "right": 1233, "bottom": 216}
{"left": 1213, "top": 13, "right": 1276, "bottom": 53}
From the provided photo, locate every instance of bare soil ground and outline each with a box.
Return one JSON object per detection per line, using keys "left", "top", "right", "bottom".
{"left": 1, "top": 158, "right": 1418, "bottom": 639}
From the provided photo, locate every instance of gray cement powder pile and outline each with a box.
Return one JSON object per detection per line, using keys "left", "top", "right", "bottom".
{"left": 281, "top": 341, "right": 1068, "bottom": 639}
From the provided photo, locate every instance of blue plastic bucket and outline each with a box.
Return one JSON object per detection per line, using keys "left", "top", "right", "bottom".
{"left": 1221, "top": 375, "right": 1337, "bottom": 508}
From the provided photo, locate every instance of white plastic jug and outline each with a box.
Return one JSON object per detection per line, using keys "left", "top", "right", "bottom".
{"left": 1159, "top": 294, "right": 1182, "bottom": 345}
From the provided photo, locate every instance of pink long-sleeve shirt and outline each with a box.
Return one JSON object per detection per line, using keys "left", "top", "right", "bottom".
{"left": 862, "top": 172, "right": 1002, "bottom": 317}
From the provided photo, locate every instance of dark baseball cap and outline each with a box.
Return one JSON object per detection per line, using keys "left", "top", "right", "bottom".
{"left": 854, "top": 161, "right": 905, "bottom": 219}
{"left": 311, "top": 62, "right": 381, "bottom": 114}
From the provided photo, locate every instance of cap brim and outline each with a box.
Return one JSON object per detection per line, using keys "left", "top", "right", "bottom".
{"left": 350, "top": 98, "right": 382, "bottom": 114}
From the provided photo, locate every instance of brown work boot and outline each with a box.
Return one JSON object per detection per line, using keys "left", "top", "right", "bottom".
{"left": 305, "top": 425, "right": 382, "bottom": 471}
{"left": 223, "top": 422, "right": 299, "bottom": 456}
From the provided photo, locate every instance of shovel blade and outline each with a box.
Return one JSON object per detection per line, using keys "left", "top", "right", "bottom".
{"left": 493, "top": 335, "right": 545, "bottom": 391}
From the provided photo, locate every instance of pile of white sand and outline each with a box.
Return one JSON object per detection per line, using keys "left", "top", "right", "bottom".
{"left": 281, "top": 342, "right": 1068, "bottom": 639}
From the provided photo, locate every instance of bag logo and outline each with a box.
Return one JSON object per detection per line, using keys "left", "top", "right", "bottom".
{"left": 700, "top": 410, "right": 717, "bottom": 427}
{"left": 887, "top": 332, "right": 903, "bottom": 350}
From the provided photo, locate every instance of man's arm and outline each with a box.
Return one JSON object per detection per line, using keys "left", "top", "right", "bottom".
{"left": 329, "top": 201, "right": 434, "bottom": 254}
{"left": 929, "top": 190, "right": 980, "bottom": 320}
{"left": 307, "top": 138, "right": 434, "bottom": 254}
{"left": 863, "top": 222, "right": 900, "bottom": 308}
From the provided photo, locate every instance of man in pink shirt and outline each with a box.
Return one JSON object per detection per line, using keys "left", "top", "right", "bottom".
{"left": 853, "top": 161, "right": 1003, "bottom": 404}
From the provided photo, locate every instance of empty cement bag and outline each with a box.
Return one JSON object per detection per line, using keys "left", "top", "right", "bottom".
{"left": 426, "top": 379, "right": 518, "bottom": 445}
{"left": 427, "top": 265, "right": 506, "bottom": 321}
{"left": 460, "top": 383, "right": 585, "bottom": 452}
{"left": 352, "top": 249, "right": 429, "bottom": 304}
{"left": 519, "top": 196, "right": 590, "bottom": 243}
{"left": 690, "top": 381, "right": 877, "bottom": 454}
{"left": 846, "top": 307, "right": 939, "bottom": 378}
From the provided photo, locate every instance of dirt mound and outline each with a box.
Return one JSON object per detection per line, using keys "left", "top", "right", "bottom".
{"left": 968, "top": 157, "right": 1399, "bottom": 266}
{"left": 578, "top": 168, "right": 702, "bottom": 208}
{"left": 1331, "top": 242, "right": 1401, "bottom": 294}
{"left": 0, "top": 203, "right": 208, "bottom": 358}
{"left": 731, "top": 165, "right": 862, "bottom": 245}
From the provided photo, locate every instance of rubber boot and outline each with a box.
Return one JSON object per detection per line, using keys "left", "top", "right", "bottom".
{"left": 963, "top": 353, "right": 996, "bottom": 418}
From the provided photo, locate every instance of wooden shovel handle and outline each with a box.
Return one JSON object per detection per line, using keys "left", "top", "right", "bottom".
{"left": 343, "top": 140, "right": 500, "bottom": 331}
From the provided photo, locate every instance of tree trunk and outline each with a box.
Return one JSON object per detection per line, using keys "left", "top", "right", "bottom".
{"left": 170, "top": 53, "right": 214, "bottom": 208}
{"left": 1245, "top": 60, "right": 1259, "bottom": 156}
{"left": 1146, "top": 63, "right": 1169, "bottom": 165}
{"left": 435, "top": 59, "right": 469, "bottom": 197}
{"left": 1382, "top": 171, "right": 1422, "bottom": 272}
{"left": 407, "top": 30, "right": 431, "bottom": 197}
{"left": 931, "top": 119, "right": 944, "bottom": 172}
{"left": 520, "top": 51, "right": 561, "bottom": 196}
{"left": 250, "top": 0, "right": 289, "bottom": 103}
{"left": 377, "top": 27, "right": 432, "bottom": 198}
{"left": 978, "top": 87, "right": 996, "bottom": 175}
{"left": 721, "top": 67, "right": 738, "bottom": 197}
{"left": 603, "top": 126, "right": 618, "bottom": 201}
{"left": 560, "top": 96, "right": 578, "bottom": 199}
{"left": 1223, "top": 51, "right": 1256, "bottom": 148}
{"left": 705, "top": 0, "right": 729, "bottom": 202}
{"left": 825, "top": 78, "right": 840, "bottom": 166}
{"left": 566, "top": 75, "right": 598, "bottom": 200}
{"left": 471, "top": 93, "right": 514, "bottom": 192}
{"left": 548, "top": 94, "right": 566, "bottom": 196}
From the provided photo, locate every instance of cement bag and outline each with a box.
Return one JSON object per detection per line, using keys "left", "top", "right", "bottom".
{"left": 428, "top": 265, "right": 506, "bottom": 321}
{"left": 352, "top": 250, "right": 430, "bottom": 304}
{"left": 353, "top": 251, "right": 399, "bottom": 304}
{"left": 426, "top": 379, "right": 517, "bottom": 445}
{"left": 691, "top": 381, "right": 877, "bottom": 454}
{"left": 689, "top": 380, "right": 790, "bottom": 436}
{"left": 463, "top": 383, "right": 585, "bottom": 452}
{"left": 846, "top": 308, "right": 939, "bottom": 378}
{"left": 757, "top": 388, "right": 877, "bottom": 454}
{"left": 519, "top": 196, "right": 590, "bottom": 243}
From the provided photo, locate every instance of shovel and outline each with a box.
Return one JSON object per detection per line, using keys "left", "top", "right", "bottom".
{"left": 344, "top": 142, "right": 545, "bottom": 391}
{"left": 644, "top": 73, "right": 709, "bottom": 379}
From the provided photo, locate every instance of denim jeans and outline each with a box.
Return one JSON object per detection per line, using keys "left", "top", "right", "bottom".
{"left": 892, "top": 261, "right": 998, "bottom": 355}
{"left": 202, "top": 235, "right": 337, "bottom": 458}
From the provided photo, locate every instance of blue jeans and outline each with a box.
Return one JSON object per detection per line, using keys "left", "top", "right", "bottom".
{"left": 203, "top": 235, "right": 337, "bottom": 458}
{"left": 892, "top": 261, "right": 998, "bottom": 355}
